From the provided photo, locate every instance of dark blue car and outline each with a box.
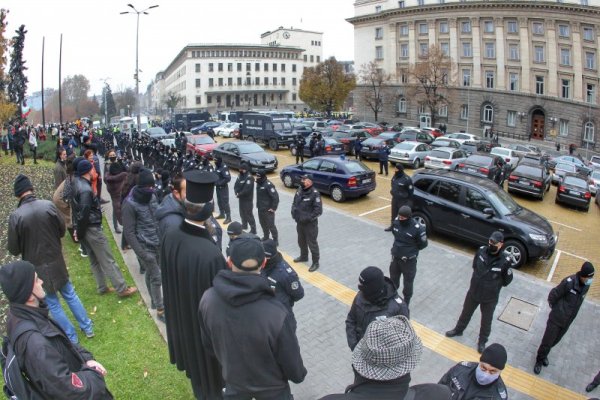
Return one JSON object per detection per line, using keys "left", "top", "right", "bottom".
{"left": 280, "top": 156, "right": 376, "bottom": 202}
{"left": 191, "top": 121, "right": 222, "bottom": 134}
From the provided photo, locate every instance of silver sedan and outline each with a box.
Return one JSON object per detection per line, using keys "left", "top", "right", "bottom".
{"left": 388, "top": 141, "right": 431, "bottom": 168}
{"left": 424, "top": 147, "right": 469, "bottom": 170}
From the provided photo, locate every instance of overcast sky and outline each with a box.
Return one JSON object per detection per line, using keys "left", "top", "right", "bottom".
{"left": 3, "top": 0, "right": 355, "bottom": 97}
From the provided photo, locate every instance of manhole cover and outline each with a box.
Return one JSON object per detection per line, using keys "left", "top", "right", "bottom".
{"left": 498, "top": 297, "right": 539, "bottom": 331}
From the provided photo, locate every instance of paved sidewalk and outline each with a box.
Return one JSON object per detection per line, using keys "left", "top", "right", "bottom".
{"left": 102, "top": 166, "right": 599, "bottom": 400}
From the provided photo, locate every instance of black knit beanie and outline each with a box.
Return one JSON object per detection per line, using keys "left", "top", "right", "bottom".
{"left": 0, "top": 261, "right": 36, "bottom": 304}
{"left": 480, "top": 343, "right": 507, "bottom": 370}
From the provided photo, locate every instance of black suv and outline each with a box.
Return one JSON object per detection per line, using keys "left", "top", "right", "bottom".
{"left": 411, "top": 170, "right": 556, "bottom": 268}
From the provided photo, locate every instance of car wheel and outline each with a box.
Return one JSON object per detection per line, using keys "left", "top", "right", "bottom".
{"left": 350, "top": 147, "right": 355, "bottom": 156}
{"left": 584, "top": 205, "right": 590, "bottom": 212}
{"left": 539, "top": 189, "right": 545, "bottom": 200}
{"left": 247, "top": 136, "right": 255, "bottom": 142}
{"left": 413, "top": 158, "right": 420, "bottom": 169}
{"left": 330, "top": 185, "right": 345, "bottom": 202}
{"left": 412, "top": 211, "right": 432, "bottom": 236}
{"left": 269, "top": 138, "right": 279, "bottom": 151}
{"left": 503, "top": 240, "right": 526, "bottom": 268}
{"left": 282, "top": 173, "right": 294, "bottom": 188}
{"left": 290, "top": 147, "right": 297, "bottom": 156}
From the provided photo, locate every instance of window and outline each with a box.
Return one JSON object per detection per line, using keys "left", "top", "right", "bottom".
{"left": 561, "top": 79, "right": 570, "bottom": 98}
{"left": 462, "top": 42, "right": 472, "bottom": 57}
{"left": 218, "top": 78, "right": 223, "bottom": 86}
{"left": 414, "top": 178, "right": 434, "bottom": 192}
{"left": 237, "top": 63, "right": 242, "bottom": 71}
{"left": 292, "top": 64, "right": 297, "bottom": 72}
{"left": 400, "top": 24, "right": 409, "bottom": 36}
{"left": 507, "top": 20, "right": 518, "bottom": 33}
{"left": 282, "top": 64, "right": 286, "bottom": 72}
{"left": 440, "top": 42, "right": 449, "bottom": 56}
{"left": 434, "top": 181, "right": 461, "bottom": 203}
{"left": 509, "top": 44, "right": 519, "bottom": 60}
{"left": 207, "top": 95, "right": 212, "bottom": 104}
{"left": 460, "top": 104, "right": 469, "bottom": 119}
{"left": 400, "top": 43, "right": 409, "bottom": 58}
{"left": 558, "top": 24, "right": 570, "bottom": 37}
{"left": 310, "top": 55, "right": 314, "bottom": 62}
{"left": 273, "top": 77, "right": 278, "bottom": 85}
{"left": 485, "top": 42, "right": 495, "bottom": 58}
{"left": 292, "top": 93, "right": 297, "bottom": 101}
{"left": 462, "top": 69, "right": 471, "bottom": 86}
{"left": 532, "top": 22, "right": 544, "bottom": 35}
{"left": 218, "top": 63, "right": 223, "bottom": 72}
{"left": 255, "top": 77, "right": 260, "bottom": 85}
{"left": 375, "top": 46, "right": 384, "bottom": 60}
{"left": 303, "top": 159, "right": 320, "bottom": 170}
{"left": 208, "top": 78, "right": 214, "bottom": 87}
{"left": 282, "top": 77, "right": 286, "bottom": 85}
{"left": 586, "top": 83, "right": 596, "bottom": 104}
{"left": 398, "top": 97, "right": 407, "bottom": 113}
{"left": 484, "top": 20, "right": 494, "bottom": 33}
{"left": 581, "top": 0, "right": 588, "bottom": 4}
{"left": 292, "top": 77, "right": 297, "bottom": 86}
{"left": 465, "top": 188, "right": 492, "bottom": 213}
{"left": 419, "top": 23, "right": 428, "bottom": 35}
{"left": 560, "top": 48, "right": 571, "bottom": 66}
{"left": 485, "top": 71, "right": 495, "bottom": 89}
{"left": 535, "top": 76, "right": 544, "bottom": 95}
{"left": 319, "top": 160, "right": 337, "bottom": 173}
{"left": 208, "top": 63, "right": 214, "bottom": 72}
{"left": 584, "top": 122, "right": 595, "bottom": 142}
{"left": 507, "top": 110, "right": 517, "bottom": 127}
{"left": 195, "top": 96, "right": 201, "bottom": 105}
{"left": 398, "top": 0, "right": 405, "bottom": 8}
{"left": 303, "top": 55, "right": 307, "bottom": 62}
{"left": 246, "top": 77, "right": 251, "bottom": 85}
{"left": 264, "top": 77, "right": 269, "bottom": 85}
{"left": 559, "top": 119, "right": 569, "bottom": 136}
{"left": 420, "top": 43, "right": 429, "bottom": 56}
{"left": 237, "top": 77, "right": 242, "bottom": 85}
{"left": 273, "top": 63, "right": 278, "bottom": 72}
{"left": 509, "top": 73, "right": 519, "bottom": 91}
{"left": 461, "top": 20, "right": 471, "bottom": 33}
{"left": 246, "top": 63, "right": 251, "bottom": 71}
{"left": 375, "top": 27, "right": 383, "bottom": 39}
{"left": 417, "top": 0, "right": 424, "bottom": 5}
{"left": 375, "top": 5, "right": 382, "bottom": 12}
{"left": 195, "top": 78, "right": 201, "bottom": 88}
{"left": 585, "top": 52, "right": 596, "bottom": 69}
{"left": 583, "top": 26, "right": 594, "bottom": 41}
{"left": 228, "top": 77, "right": 232, "bottom": 86}
{"left": 534, "top": 45, "right": 545, "bottom": 63}
{"left": 264, "top": 63, "right": 269, "bottom": 72}
{"left": 195, "top": 63, "right": 201, "bottom": 73}
{"left": 483, "top": 104, "right": 494, "bottom": 122}
{"left": 439, "top": 21, "right": 449, "bottom": 34}
{"left": 439, "top": 105, "right": 448, "bottom": 117}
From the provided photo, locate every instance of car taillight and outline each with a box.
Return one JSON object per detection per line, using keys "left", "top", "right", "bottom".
{"left": 348, "top": 176, "right": 357, "bottom": 187}
{"left": 533, "top": 180, "right": 542, "bottom": 188}
{"left": 425, "top": 156, "right": 431, "bottom": 161}
{"left": 508, "top": 175, "right": 518, "bottom": 182}
{"left": 479, "top": 167, "right": 489, "bottom": 174}
{"left": 443, "top": 160, "right": 452, "bottom": 165}
{"left": 585, "top": 192, "right": 592, "bottom": 199}
{"left": 458, "top": 163, "right": 465, "bottom": 168}
{"left": 341, "top": 139, "right": 349, "bottom": 143}
{"left": 559, "top": 185, "right": 566, "bottom": 192}
{"left": 505, "top": 158, "right": 511, "bottom": 162}
{"left": 325, "top": 145, "right": 332, "bottom": 151}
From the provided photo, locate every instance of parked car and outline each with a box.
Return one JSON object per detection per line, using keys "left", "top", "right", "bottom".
{"left": 421, "top": 127, "right": 444, "bottom": 138}
{"left": 556, "top": 173, "right": 592, "bottom": 211}
{"left": 215, "top": 122, "right": 241, "bottom": 138}
{"left": 460, "top": 141, "right": 488, "bottom": 156}
{"left": 548, "top": 155, "right": 592, "bottom": 175}
{"left": 330, "top": 129, "right": 373, "bottom": 154}
{"left": 389, "top": 141, "right": 431, "bottom": 168}
{"left": 490, "top": 147, "right": 520, "bottom": 169}
{"left": 302, "top": 120, "right": 328, "bottom": 132}
{"left": 143, "top": 127, "right": 168, "bottom": 140}
{"left": 456, "top": 153, "right": 505, "bottom": 181}
{"left": 376, "top": 131, "right": 403, "bottom": 143}
{"left": 186, "top": 134, "right": 218, "bottom": 158}
{"left": 411, "top": 169, "right": 556, "bottom": 268}
{"left": 506, "top": 143, "right": 541, "bottom": 157}
{"left": 519, "top": 153, "right": 551, "bottom": 172}
{"left": 352, "top": 122, "right": 384, "bottom": 136}
{"left": 424, "top": 148, "right": 468, "bottom": 170}
{"left": 212, "top": 141, "right": 278, "bottom": 172}
{"left": 191, "top": 121, "right": 222, "bottom": 134}
{"left": 589, "top": 155, "right": 600, "bottom": 168}
{"left": 292, "top": 124, "right": 314, "bottom": 138}
{"left": 290, "top": 137, "right": 344, "bottom": 157}
{"left": 359, "top": 137, "right": 396, "bottom": 160}
{"left": 280, "top": 156, "right": 376, "bottom": 202}
{"left": 507, "top": 163, "right": 552, "bottom": 200}
{"left": 444, "top": 132, "right": 481, "bottom": 144}
{"left": 588, "top": 168, "right": 600, "bottom": 195}
{"left": 398, "top": 130, "right": 435, "bottom": 145}
{"left": 431, "top": 138, "right": 461, "bottom": 149}
{"left": 551, "top": 162, "right": 578, "bottom": 184}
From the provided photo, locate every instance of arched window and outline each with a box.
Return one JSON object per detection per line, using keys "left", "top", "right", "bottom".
{"left": 482, "top": 104, "right": 494, "bottom": 123}
{"left": 584, "top": 121, "right": 595, "bottom": 142}
{"left": 398, "top": 97, "right": 406, "bottom": 113}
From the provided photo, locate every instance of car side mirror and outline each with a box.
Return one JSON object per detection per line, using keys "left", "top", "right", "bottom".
{"left": 483, "top": 208, "right": 495, "bottom": 218}
{"left": 232, "top": 149, "right": 239, "bottom": 155}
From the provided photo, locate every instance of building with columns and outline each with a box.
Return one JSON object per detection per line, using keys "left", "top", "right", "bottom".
{"left": 348, "top": 0, "right": 600, "bottom": 149}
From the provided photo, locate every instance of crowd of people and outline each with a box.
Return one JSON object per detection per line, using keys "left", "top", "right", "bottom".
{"left": 0, "top": 122, "right": 598, "bottom": 400}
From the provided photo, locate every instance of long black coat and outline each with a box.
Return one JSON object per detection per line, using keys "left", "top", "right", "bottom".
{"left": 160, "top": 220, "right": 226, "bottom": 399}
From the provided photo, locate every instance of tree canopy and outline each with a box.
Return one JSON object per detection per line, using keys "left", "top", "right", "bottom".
{"left": 7, "top": 23, "right": 27, "bottom": 122}
{"left": 358, "top": 61, "right": 393, "bottom": 122}
{"left": 299, "top": 57, "right": 355, "bottom": 116}
{"left": 164, "top": 91, "right": 182, "bottom": 111}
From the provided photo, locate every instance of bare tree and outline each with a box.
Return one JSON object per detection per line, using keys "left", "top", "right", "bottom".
{"left": 408, "top": 45, "right": 453, "bottom": 127}
{"left": 358, "top": 61, "right": 393, "bottom": 122}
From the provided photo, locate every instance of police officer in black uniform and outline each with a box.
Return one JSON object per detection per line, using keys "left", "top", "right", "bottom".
{"left": 446, "top": 231, "right": 513, "bottom": 353}
{"left": 385, "top": 164, "right": 413, "bottom": 232}
{"left": 291, "top": 175, "right": 323, "bottom": 272}
{"left": 199, "top": 155, "right": 214, "bottom": 172}
{"left": 439, "top": 343, "right": 509, "bottom": 400}
{"left": 389, "top": 206, "right": 427, "bottom": 306}
{"left": 214, "top": 156, "right": 232, "bottom": 223}
{"left": 255, "top": 169, "right": 280, "bottom": 244}
{"left": 534, "top": 261, "right": 594, "bottom": 375}
{"left": 378, "top": 142, "right": 391, "bottom": 176}
{"left": 234, "top": 162, "right": 257, "bottom": 234}
{"left": 294, "top": 134, "right": 306, "bottom": 164}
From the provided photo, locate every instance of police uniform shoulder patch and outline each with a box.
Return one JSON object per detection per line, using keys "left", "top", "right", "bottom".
{"left": 415, "top": 224, "right": 420, "bottom": 228}
{"left": 286, "top": 267, "right": 293, "bottom": 273}
{"left": 460, "top": 361, "right": 471, "bottom": 367}
{"left": 498, "top": 389, "right": 507, "bottom": 399}
{"left": 567, "top": 277, "right": 572, "bottom": 282}
{"left": 271, "top": 188, "right": 275, "bottom": 192}
{"left": 315, "top": 197, "right": 320, "bottom": 202}
{"left": 507, "top": 269, "right": 512, "bottom": 275}
{"left": 291, "top": 281, "right": 299, "bottom": 290}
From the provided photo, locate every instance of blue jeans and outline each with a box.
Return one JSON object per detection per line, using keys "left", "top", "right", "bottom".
{"left": 45, "top": 281, "right": 93, "bottom": 343}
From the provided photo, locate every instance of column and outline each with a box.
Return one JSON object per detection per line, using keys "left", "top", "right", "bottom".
{"left": 472, "top": 17, "right": 482, "bottom": 87}
{"left": 519, "top": 17, "right": 531, "bottom": 93}
{"left": 387, "top": 22, "right": 398, "bottom": 79}
{"left": 572, "top": 22, "right": 583, "bottom": 101}
{"left": 449, "top": 18, "right": 459, "bottom": 84}
{"left": 408, "top": 21, "right": 416, "bottom": 66}
{"left": 495, "top": 18, "right": 506, "bottom": 89}
{"left": 428, "top": 19, "right": 436, "bottom": 48}
{"left": 546, "top": 19, "right": 558, "bottom": 97}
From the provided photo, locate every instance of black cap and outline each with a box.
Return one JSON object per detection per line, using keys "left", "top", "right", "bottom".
{"left": 239, "top": 161, "right": 250, "bottom": 171}
{"left": 226, "top": 221, "right": 243, "bottom": 235}
{"left": 14, "top": 174, "right": 33, "bottom": 197}
{"left": 358, "top": 266, "right": 385, "bottom": 301}
{"left": 395, "top": 163, "right": 404, "bottom": 171}
{"left": 256, "top": 168, "right": 267, "bottom": 177}
{"left": 262, "top": 239, "right": 277, "bottom": 258}
{"left": 77, "top": 160, "right": 93, "bottom": 176}
{"left": 183, "top": 170, "right": 218, "bottom": 203}
{"left": 0, "top": 261, "right": 36, "bottom": 304}
{"left": 398, "top": 206, "right": 412, "bottom": 219}
{"left": 489, "top": 231, "right": 504, "bottom": 244}
{"left": 480, "top": 343, "right": 507, "bottom": 370}
{"left": 229, "top": 237, "right": 265, "bottom": 271}
{"left": 580, "top": 261, "right": 595, "bottom": 278}
{"left": 138, "top": 168, "right": 155, "bottom": 187}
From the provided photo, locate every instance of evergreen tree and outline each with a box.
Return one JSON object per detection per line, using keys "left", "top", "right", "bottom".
{"left": 100, "top": 84, "right": 117, "bottom": 119}
{"left": 7, "top": 24, "right": 27, "bottom": 122}
{"left": 0, "top": 9, "right": 9, "bottom": 93}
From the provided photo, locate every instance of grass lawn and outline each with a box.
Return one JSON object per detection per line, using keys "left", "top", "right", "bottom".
{"left": 0, "top": 154, "right": 194, "bottom": 399}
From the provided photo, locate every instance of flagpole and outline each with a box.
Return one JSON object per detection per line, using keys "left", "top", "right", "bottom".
{"left": 41, "top": 36, "right": 46, "bottom": 128}
{"left": 58, "top": 34, "right": 63, "bottom": 125}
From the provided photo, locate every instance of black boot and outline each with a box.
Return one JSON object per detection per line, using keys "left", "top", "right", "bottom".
{"left": 215, "top": 214, "right": 225, "bottom": 219}
{"left": 445, "top": 328, "right": 463, "bottom": 338}
{"left": 223, "top": 215, "right": 232, "bottom": 224}
{"left": 309, "top": 262, "right": 320, "bottom": 272}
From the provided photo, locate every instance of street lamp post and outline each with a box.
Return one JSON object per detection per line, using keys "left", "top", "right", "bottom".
{"left": 100, "top": 77, "right": 110, "bottom": 127}
{"left": 121, "top": 3, "right": 159, "bottom": 134}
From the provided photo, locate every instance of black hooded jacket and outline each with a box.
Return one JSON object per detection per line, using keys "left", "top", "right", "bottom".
{"left": 199, "top": 269, "right": 307, "bottom": 395}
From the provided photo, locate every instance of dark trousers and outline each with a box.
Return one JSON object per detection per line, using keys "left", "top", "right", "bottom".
{"left": 295, "top": 149, "right": 304, "bottom": 164}
{"left": 536, "top": 319, "right": 570, "bottom": 362}
{"left": 390, "top": 197, "right": 411, "bottom": 225}
{"left": 455, "top": 291, "right": 498, "bottom": 343}
{"left": 224, "top": 384, "right": 293, "bottom": 400}
{"left": 15, "top": 144, "right": 24, "bottom": 164}
{"left": 239, "top": 199, "right": 256, "bottom": 233}
{"left": 216, "top": 186, "right": 230, "bottom": 216}
{"left": 389, "top": 256, "right": 417, "bottom": 305}
{"left": 592, "top": 370, "right": 600, "bottom": 386}
{"left": 31, "top": 146, "right": 37, "bottom": 162}
{"left": 135, "top": 247, "right": 163, "bottom": 310}
{"left": 258, "top": 209, "right": 278, "bottom": 242}
{"left": 379, "top": 160, "right": 389, "bottom": 175}
{"left": 297, "top": 220, "right": 319, "bottom": 263}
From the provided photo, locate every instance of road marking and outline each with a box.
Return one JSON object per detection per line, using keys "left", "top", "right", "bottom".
{"left": 547, "top": 250, "right": 561, "bottom": 282}
{"left": 283, "top": 252, "right": 586, "bottom": 400}
{"left": 557, "top": 249, "right": 588, "bottom": 261}
{"left": 378, "top": 196, "right": 391, "bottom": 201}
{"left": 548, "top": 220, "right": 582, "bottom": 232}
{"left": 358, "top": 204, "right": 391, "bottom": 217}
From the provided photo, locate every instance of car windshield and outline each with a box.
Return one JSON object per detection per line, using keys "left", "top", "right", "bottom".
{"left": 465, "top": 155, "right": 493, "bottom": 166}
{"left": 238, "top": 143, "right": 264, "bottom": 154}
{"left": 430, "top": 150, "right": 451, "bottom": 159}
{"left": 487, "top": 189, "right": 522, "bottom": 215}
{"left": 344, "top": 161, "right": 369, "bottom": 173}
{"left": 148, "top": 127, "right": 166, "bottom": 136}
{"left": 191, "top": 136, "right": 215, "bottom": 145}
{"left": 564, "top": 176, "right": 587, "bottom": 188}
{"left": 592, "top": 170, "right": 600, "bottom": 179}
{"left": 492, "top": 148, "right": 509, "bottom": 156}
{"left": 332, "top": 132, "right": 349, "bottom": 139}
{"left": 324, "top": 138, "right": 338, "bottom": 145}
{"left": 362, "top": 138, "right": 382, "bottom": 146}
{"left": 556, "top": 162, "right": 576, "bottom": 172}
{"left": 514, "top": 165, "right": 542, "bottom": 176}
{"left": 400, "top": 133, "right": 417, "bottom": 140}
{"left": 274, "top": 121, "right": 292, "bottom": 131}
{"left": 378, "top": 132, "right": 396, "bottom": 139}
{"left": 394, "top": 142, "right": 416, "bottom": 150}
{"left": 433, "top": 140, "right": 451, "bottom": 146}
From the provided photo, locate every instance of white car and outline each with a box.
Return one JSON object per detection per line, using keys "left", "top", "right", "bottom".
{"left": 213, "top": 123, "right": 233, "bottom": 137}
{"left": 388, "top": 141, "right": 431, "bottom": 168}
{"left": 218, "top": 122, "right": 241, "bottom": 138}
{"left": 490, "top": 147, "right": 520, "bottom": 169}
{"left": 424, "top": 147, "right": 468, "bottom": 170}
{"left": 444, "top": 132, "right": 482, "bottom": 144}
{"left": 589, "top": 169, "right": 600, "bottom": 195}
{"left": 589, "top": 155, "right": 600, "bottom": 169}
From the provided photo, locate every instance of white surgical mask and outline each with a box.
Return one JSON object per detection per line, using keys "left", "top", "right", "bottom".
{"left": 475, "top": 365, "right": 500, "bottom": 385}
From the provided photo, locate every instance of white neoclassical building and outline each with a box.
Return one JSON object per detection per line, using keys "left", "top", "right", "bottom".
{"left": 348, "top": 0, "right": 600, "bottom": 149}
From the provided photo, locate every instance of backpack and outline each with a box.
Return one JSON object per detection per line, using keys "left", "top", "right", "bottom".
{"left": 1, "top": 320, "right": 38, "bottom": 400}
